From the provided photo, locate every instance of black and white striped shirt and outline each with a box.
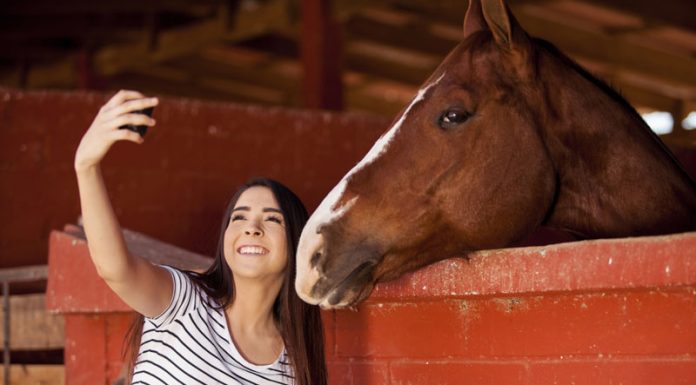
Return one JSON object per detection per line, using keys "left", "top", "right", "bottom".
{"left": 131, "top": 266, "right": 294, "bottom": 385}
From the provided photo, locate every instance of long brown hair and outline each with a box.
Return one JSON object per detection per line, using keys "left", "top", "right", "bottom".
{"left": 125, "top": 177, "right": 327, "bottom": 385}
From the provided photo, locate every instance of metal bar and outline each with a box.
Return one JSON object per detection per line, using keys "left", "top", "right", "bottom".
{"left": 3, "top": 281, "right": 9, "bottom": 385}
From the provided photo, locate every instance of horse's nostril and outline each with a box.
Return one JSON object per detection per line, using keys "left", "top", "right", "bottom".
{"left": 310, "top": 251, "right": 322, "bottom": 268}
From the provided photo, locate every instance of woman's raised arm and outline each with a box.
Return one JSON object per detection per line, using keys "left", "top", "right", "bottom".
{"left": 74, "top": 90, "right": 172, "bottom": 318}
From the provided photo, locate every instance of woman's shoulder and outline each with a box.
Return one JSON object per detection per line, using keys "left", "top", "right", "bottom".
{"left": 145, "top": 265, "right": 218, "bottom": 326}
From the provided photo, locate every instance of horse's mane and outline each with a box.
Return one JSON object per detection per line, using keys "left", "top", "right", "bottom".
{"left": 465, "top": 32, "right": 643, "bottom": 122}
{"left": 533, "top": 38, "right": 693, "bottom": 176}
{"left": 533, "top": 38, "right": 645, "bottom": 124}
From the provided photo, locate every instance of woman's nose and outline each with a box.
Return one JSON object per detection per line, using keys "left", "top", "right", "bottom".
{"left": 244, "top": 222, "right": 263, "bottom": 236}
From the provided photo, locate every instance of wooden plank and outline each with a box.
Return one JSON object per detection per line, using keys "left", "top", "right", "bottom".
{"left": 9, "top": 364, "right": 64, "bottom": 385}
{"left": 0, "top": 294, "right": 64, "bottom": 350}
{"left": 0, "top": 266, "right": 47, "bottom": 283}
{"left": 65, "top": 224, "right": 212, "bottom": 273}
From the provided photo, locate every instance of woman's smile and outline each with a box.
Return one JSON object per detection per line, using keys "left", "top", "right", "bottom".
{"left": 237, "top": 245, "right": 270, "bottom": 256}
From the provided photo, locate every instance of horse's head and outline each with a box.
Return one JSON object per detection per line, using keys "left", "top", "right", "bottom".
{"left": 296, "top": 0, "right": 559, "bottom": 308}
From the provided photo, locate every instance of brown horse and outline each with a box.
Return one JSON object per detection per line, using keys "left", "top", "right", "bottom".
{"left": 295, "top": 0, "right": 696, "bottom": 308}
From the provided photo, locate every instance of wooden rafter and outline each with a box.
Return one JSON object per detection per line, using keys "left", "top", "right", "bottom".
{"left": 10, "top": 0, "right": 291, "bottom": 88}
{"left": 1, "top": 0, "right": 694, "bottom": 120}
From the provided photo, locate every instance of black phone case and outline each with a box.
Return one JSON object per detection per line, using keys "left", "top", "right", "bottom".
{"left": 119, "top": 106, "right": 154, "bottom": 136}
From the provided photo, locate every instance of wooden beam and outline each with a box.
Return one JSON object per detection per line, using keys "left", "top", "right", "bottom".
{"left": 300, "top": 0, "right": 344, "bottom": 110}
{"left": 196, "top": 46, "right": 299, "bottom": 90}
{"left": 123, "top": 40, "right": 415, "bottom": 116}
{"left": 0, "top": 266, "right": 48, "bottom": 283}
{"left": 4, "top": 0, "right": 218, "bottom": 15}
{"left": 525, "top": 0, "right": 696, "bottom": 32}
{"left": 381, "top": 0, "right": 696, "bottom": 32}
{"left": 345, "top": 39, "right": 439, "bottom": 85}
{"left": 575, "top": 57, "right": 695, "bottom": 111}
{"left": 21, "top": 0, "right": 291, "bottom": 88}
{"left": 615, "top": 84, "right": 683, "bottom": 113}
{"left": 515, "top": 4, "right": 696, "bottom": 89}
{"left": 344, "top": 12, "right": 456, "bottom": 56}
{"left": 346, "top": 76, "right": 416, "bottom": 116}
{"left": 336, "top": 2, "right": 696, "bottom": 111}
{"left": 0, "top": 18, "right": 142, "bottom": 42}
{"left": 342, "top": 0, "right": 696, "bottom": 90}
{"left": 0, "top": 294, "right": 64, "bottom": 350}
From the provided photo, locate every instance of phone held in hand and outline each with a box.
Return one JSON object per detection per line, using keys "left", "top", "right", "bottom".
{"left": 119, "top": 106, "right": 154, "bottom": 137}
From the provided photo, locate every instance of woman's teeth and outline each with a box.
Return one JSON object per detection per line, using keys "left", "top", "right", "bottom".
{"left": 238, "top": 246, "right": 268, "bottom": 255}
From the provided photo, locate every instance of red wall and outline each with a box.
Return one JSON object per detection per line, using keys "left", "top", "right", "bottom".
{"left": 0, "top": 88, "right": 389, "bottom": 268}
{"left": 3, "top": 88, "right": 696, "bottom": 269}
{"left": 3, "top": 89, "right": 696, "bottom": 270}
{"left": 47, "top": 228, "right": 696, "bottom": 385}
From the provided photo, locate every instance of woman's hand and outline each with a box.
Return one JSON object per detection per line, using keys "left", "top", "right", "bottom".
{"left": 74, "top": 90, "right": 158, "bottom": 172}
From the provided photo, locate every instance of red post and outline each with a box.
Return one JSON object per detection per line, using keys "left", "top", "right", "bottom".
{"left": 300, "top": 0, "right": 344, "bottom": 110}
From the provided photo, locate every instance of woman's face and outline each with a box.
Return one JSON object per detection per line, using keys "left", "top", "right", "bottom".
{"left": 224, "top": 186, "right": 288, "bottom": 281}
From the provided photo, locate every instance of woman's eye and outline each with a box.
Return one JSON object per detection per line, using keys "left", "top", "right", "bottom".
{"left": 266, "top": 216, "right": 283, "bottom": 224}
{"left": 231, "top": 214, "right": 245, "bottom": 221}
{"left": 438, "top": 109, "right": 471, "bottom": 130}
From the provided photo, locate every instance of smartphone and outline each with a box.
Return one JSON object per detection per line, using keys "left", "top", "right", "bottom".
{"left": 119, "top": 106, "right": 155, "bottom": 137}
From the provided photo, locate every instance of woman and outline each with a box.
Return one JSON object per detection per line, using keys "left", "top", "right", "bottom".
{"left": 74, "top": 90, "right": 327, "bottom": 385}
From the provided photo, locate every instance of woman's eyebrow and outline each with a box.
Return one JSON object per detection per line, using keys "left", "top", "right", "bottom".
{"left": 232, "top": 206, "right": 282, "bottom": 214}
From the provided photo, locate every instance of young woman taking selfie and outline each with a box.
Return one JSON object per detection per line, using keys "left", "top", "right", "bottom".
{"left": 74, "top": 90, "right": 328, "bottom": 385}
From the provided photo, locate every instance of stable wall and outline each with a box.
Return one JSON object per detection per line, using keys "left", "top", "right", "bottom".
{"left": 0, "top": 88, "right": 388, "bottom": 269}
{"left": 3, "top": 88, "right": 696, "bottom": 271}
{"left": 47, "top": 225, "right": 696, "bottom": 385}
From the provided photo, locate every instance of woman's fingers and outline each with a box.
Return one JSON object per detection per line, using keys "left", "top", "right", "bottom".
{"left": 102, "top": 97, "right": 158, "bottom": 121}
{"left": 102, "top": 90, "right": 146, "bottom": 111}
{"left": 108, "top": 128, "right": 145, "bottom": 144}
{"left": 106, "top": 113, "right": 156, "bottom": 131}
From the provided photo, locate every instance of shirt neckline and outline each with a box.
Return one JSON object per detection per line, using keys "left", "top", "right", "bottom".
{"left": 219, "top": 307, "right": 286, "bottom": 371}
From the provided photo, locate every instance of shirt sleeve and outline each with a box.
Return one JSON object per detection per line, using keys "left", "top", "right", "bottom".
{"left": 145, "top": 265, "right": 198, "bottom": 328}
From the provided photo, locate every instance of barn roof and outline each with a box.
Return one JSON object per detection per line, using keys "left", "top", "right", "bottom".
{"left": 2, "top": 0, "right": 695, "bottom": 146}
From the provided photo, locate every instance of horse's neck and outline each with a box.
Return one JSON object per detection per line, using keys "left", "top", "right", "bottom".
{"left": 542, "top": 75, "right": 696, "bottom": 238}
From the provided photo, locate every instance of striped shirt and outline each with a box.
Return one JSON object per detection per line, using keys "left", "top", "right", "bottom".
{"left": 131, "top": 266, "right": 294, "bottom": 385}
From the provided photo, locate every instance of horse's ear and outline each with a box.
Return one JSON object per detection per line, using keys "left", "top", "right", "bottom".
{"left": 463, "top": 0, "right": 487, "bottom": 40}
{"left": 480, "top": 0, "right": 529, "bottom": 50}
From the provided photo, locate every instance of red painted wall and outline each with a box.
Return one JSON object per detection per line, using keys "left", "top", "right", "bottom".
{"left": 3, "top": 88, "right": 695, "bottom": 270}
{"left": 0, "top": 88, "right": 389, "bottom": 269}
{"left": 47, "top": 228, "right": 696, "bottom": 385}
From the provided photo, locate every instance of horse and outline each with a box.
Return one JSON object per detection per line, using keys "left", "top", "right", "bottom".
{"left": 295, "top": 0, "right": 696, "bottom": 309}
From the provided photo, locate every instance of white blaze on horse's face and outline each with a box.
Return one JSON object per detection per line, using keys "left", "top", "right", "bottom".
{"left": 295, "top": 72, "right": 446, "bottom": 306}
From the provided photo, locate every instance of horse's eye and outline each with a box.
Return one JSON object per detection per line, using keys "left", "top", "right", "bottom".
{"left": 438, "top": 109, "right": 470, "bottom": 130}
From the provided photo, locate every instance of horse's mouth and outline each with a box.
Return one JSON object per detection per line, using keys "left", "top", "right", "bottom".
{"left": 313, "top": 261, "right": 377, "bottom": 309}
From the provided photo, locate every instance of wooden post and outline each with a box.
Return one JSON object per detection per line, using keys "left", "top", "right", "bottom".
{"left": 3, "top": 281, "right": 8, "bottom": 385}
{"left": 77, "top": 48, "right": 106, "bottom": 90}
{"left": 300, "top": 0, "right": 344, "bottom": 110}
